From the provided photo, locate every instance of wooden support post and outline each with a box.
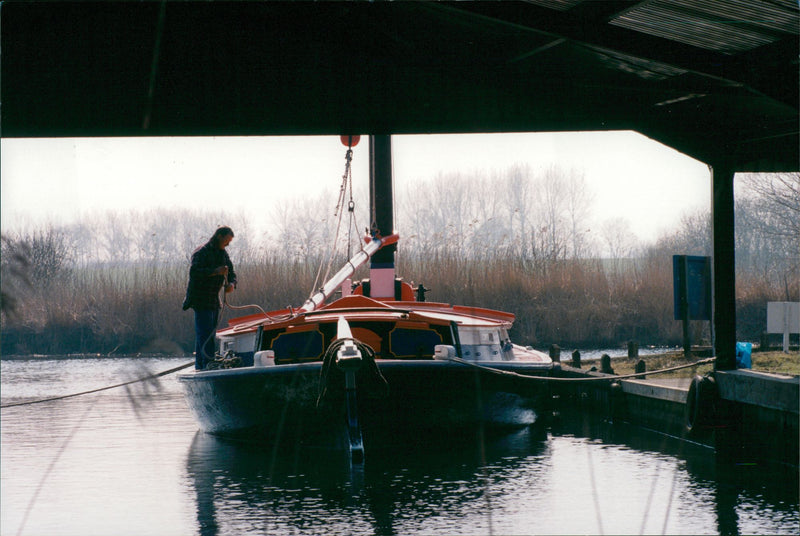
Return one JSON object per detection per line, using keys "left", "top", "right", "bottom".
{"left": 678, "top": 255, "right": 692, "bottom": 358}
{"left": 549, "top": 344, "right": 561, "bottom": 363}
{"left": 711, "top": 165, "right": 737, "bottom": 371}
{"left": 635, "top": 359, "right": 646, "bottom": 379}
{"left": 600, "top": 354, "right": 615, "bottom": 374}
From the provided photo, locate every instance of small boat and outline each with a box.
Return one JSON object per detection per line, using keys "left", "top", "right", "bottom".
{"left": 179, "top": 138, "right": 553, "bottom": 461}
{"left": 178, "top": 236, "right": 553, "bottom": 460}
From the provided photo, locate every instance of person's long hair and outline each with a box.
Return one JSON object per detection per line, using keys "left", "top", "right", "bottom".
{"left": 209, "top": 226, "right": 234, "bottom": 247}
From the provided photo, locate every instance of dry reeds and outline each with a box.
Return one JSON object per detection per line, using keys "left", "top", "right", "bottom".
{"left": 0, "top": 241, "right": 793, "bottom": 356}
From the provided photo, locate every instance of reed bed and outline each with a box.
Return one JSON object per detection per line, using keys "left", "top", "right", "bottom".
{"left": 0, "top": 250, "right": 791, "bottom": 357}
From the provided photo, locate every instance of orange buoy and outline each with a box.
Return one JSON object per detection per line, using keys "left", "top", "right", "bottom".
{"left": 340, "top": 135, "right": 361, "bottom": 147}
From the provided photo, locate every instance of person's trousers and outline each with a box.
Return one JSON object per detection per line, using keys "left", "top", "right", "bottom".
{"left": 193, "top": 308, "right": 219, "bottom": 370}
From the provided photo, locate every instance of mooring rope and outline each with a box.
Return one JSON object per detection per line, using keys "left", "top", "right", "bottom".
{"left": 0, "top": 361, "right": 194, "bottom": 409}
{"left": 221, "top": 275, "right": 266, "bottom": 316}
{"left": 444, "top": 356, "right": 716, "bottom": 382}
{"left": 4, "top": 277, "right": 270, "bottom": 411}
{"left": 316, "top": 338, "right": 388, "bottom": 407}
{"left": 2, "top": 355, "right": 715, "bottom": 409}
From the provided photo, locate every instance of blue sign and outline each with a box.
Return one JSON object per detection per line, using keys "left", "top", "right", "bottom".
{"left": 673, "top": 255, "right": 711, "bottom": 321}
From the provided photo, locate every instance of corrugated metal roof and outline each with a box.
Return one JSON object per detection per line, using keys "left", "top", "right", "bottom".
{"left": 586, "top": 46, "right": 688, "bottom": 81}
{"left": 610, "top": 0, "right": 799, "bottom": 54}
{"left": 522, "top": 0, "right": 584, "bottom": 11}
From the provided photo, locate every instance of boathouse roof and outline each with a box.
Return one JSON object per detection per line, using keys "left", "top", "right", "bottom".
{"left": 2, "top": 0, "right": 797, "bottom": 171}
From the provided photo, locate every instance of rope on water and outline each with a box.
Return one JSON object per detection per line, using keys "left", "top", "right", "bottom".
{"left": 0, "top": 360, "right": 194, "bottom": 409}
{"left": 445, "top": 356, "right": 716, "bottom": 382}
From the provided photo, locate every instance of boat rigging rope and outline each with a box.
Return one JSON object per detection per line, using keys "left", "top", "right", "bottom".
{"left": 443, "top": 356, "right": 717, "bottom": 382}
{"left": 0, "top": 361, "right": 194, "bottom": 409}
{"left": 310, "top": 147, "right": 352, "bottom": 296}
{"left": 309, "top": 142, "right": 368, "bottom": 301}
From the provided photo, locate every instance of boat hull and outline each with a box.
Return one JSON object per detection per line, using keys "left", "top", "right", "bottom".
{"left": 178, "top": 360, "right": 552, "bottom": 446}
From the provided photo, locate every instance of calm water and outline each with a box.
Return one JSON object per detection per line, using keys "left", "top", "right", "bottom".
{"left": 1, "top": 357, "right": 797, "bottom": 536}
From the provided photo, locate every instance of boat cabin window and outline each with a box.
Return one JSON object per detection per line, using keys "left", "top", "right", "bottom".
{"left": 258, "top": 321, "right": 452, "bottom": 362}
{"left": 457, "top": 327, "right": 510, "bottom": 361}
{"left": 262, "top": 328, "right": 324, "bottom": 364}
{"left": 389, "top": 327, "right": 444, "bottom": 359}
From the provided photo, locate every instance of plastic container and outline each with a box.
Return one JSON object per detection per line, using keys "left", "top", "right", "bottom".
{"left": 735, "top": 342, "right": 752, "bottom": 369}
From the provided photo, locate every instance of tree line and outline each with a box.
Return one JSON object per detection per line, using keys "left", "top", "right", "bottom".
{"left": 1, "top": 169, "right": 797, "bottom": 356}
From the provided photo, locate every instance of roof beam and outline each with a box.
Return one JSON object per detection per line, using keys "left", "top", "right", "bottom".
{"left": 447, "top": 1, "right": 798, "bottom": 108}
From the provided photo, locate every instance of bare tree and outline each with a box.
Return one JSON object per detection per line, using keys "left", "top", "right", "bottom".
{"left": 28, "top": 226, "right": 74, "bottom": 285}
{"left": 562, "top": 168, "right": 595, "bottom": 259}
{"left": 600, "top": 217, "right": 639, "bottom": 260}
{"left": 398, "top": 163, "right": 600, "bottom": 268}
{"left": 530, "top": 166, "right": 569, "bottom": 265}
{"left": 736, "top": 172, "right": 799, "bottom": 299}
{"left": 0, "top": 234, "right": 32, "bottom": 320}
{"left": 501, "top": 164, "right": 533, "bottom": 259}
{"left": 267, "top": 190, "right": 354, "bottom": 270}
{"left": 739, "top": 172, "right": 800, "bottom": 241}
{"left": 95, "top": 211, "right": 136, "bottom": 264}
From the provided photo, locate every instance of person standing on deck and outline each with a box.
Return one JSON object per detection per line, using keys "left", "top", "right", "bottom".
{"left": 182, "top": 226, "right": 237, "bottom": 370}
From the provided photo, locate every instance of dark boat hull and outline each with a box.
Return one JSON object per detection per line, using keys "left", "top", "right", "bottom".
{"left": 178, "top": 360, "right": 552, "bottom": 446}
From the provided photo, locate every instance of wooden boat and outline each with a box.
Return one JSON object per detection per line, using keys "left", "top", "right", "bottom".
{"left": 178, "top": 235, "right": 552, "bottom": 461}
{"left": 178, "top": 137, "right": 553, "bottom": 461}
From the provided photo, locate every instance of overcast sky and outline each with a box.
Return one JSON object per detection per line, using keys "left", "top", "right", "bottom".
{"left": 1, "top": 131, "right": 710, "bottom": 242}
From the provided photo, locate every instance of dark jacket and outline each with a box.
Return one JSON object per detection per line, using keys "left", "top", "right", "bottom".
{"left": 182, "top": 241, "right": 237, "bottom": 311}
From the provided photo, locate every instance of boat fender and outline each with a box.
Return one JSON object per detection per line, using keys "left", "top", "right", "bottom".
{"left": 434, "top": 345, "right": 457, "bottom": 360}
{"left": 684, "top": 374, "right": 717, "bottom": 436}
{"left": 608, "top": 381, "right": 624, "bottom": 422}
{"left": 254, "top": 350, "right": 275, "bottom": 367}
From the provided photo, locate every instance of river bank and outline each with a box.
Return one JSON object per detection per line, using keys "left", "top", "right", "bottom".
{"left": 580, "top": 349, "right": 800, "bottom": 378}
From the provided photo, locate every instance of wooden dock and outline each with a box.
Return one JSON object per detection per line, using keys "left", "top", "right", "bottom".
{"left": 551, "top": 365, "right": 799, "bottom": 464}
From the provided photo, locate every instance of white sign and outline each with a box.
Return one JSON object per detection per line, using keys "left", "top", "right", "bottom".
{"left": 767, "top": 302, "right": 800, "bottom": 334}
{"left": 767, "top": 301, "right": 799, "bottom": 353}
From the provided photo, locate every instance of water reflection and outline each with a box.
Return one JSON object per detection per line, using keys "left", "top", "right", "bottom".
{"left": 4, "top": 358, "right": 795, "bottom": 535}
{"left": 185, "top": 415, "right": 798, "bottom": 536}
{"left": 185, "top": 425, "right": 549, "bottom": 535}
{"left": 551, "top": 409, "right": 799, "bottom": 536}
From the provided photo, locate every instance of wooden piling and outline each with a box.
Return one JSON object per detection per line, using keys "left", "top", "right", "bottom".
{"left": 549, "top": 344, "right": 561, "bottom": 363}
{"left": 635, "top": 359, "right": 646, "bottom": 379}
{"left": 571, "top": 349, "right": 581, "bottom": 368}
{"left": 600, "top": 354, "right": 615, "bottom": 374}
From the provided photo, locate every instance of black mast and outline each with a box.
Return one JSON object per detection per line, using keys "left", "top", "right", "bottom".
{"left": 368, "top": 135, "right": 396, "bottom": 298}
